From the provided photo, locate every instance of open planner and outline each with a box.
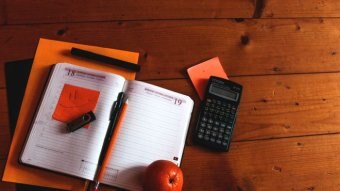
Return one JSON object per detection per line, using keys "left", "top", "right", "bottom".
{"left": 20, "top": 63, "right": 194, "bottom": 191}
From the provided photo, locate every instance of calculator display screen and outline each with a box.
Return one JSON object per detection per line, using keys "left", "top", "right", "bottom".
{"left": 209, "top": 84, "right": 238, "bottom": 101}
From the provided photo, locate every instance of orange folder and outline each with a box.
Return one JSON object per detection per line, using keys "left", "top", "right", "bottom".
{"left": 2, "top": 38, "right": 139, "bottom": 191}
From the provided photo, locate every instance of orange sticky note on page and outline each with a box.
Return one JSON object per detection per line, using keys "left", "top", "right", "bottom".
{"left": 53, "top": 84, "right": 100, "bottom": 125}
{"left": 187, "top": 57, "right": 228, "bottom": 100}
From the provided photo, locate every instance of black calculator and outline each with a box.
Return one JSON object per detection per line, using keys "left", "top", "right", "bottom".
{"left": 194, "top": 76, "right": 242, "bottom": 151}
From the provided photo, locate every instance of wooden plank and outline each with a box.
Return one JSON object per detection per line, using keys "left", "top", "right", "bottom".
{"left": 6, "top": 0, "right": 254, "bottom": 24}
{"left": 0, "top": 65, "right": 3, "bottom": 88}
{"left": 0, "top": 125, "right": 10, "bottom": 160}
{"left": 263, "top": 0, "right": 340, "bottom": 18}
{"left": 6, "top": 0, "right": 340, "bottom": 23}
{"left": 149, "top": 72, "right": 340, "bottom": 141}
{"left": 0, "top": 88, "right": 8, "bottom": 128}
{"left": 0, "top": 0, "right": 5, "bottom": 25}
{"left": 181, "top": 134, "right": 340, "bottom": 191}
{"left": 1, "top": 19, "right": 340, "bottom": 84}
{"left": 0, "top": 112, "right": 9, "bottom": 128}
{"left": 0, "top": 88, "right": 7, "bottom": 112}
{"left": 2, "top": 72, "right": 340, "bottom": 141}
{"left": 0, "top": 89, "right": 10, "bottom": 160}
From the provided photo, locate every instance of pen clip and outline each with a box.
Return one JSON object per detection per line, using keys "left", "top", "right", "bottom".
{"left": 109, "top": 92, "right": 125, "bottom": 121}
{"left": 116, "top": 92, "right": 124, "bottom": 108}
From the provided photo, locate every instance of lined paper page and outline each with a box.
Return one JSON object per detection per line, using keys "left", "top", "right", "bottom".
{"left": 21, "top": 63, "right": 125, "bottom": 180}
{"left": 102, "top": 81, "right": 194, "bottom": 191}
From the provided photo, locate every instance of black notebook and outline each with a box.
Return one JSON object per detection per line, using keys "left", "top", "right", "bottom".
{"left": 5, "top": 59, "right": 61, "bottom": 191}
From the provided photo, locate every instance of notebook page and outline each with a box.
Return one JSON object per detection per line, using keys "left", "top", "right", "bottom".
{"left": 101, "top": 81, "right": 194, "bottom": 191}
{"left": 21, "top": 63, "right": 125, "bottom": 180}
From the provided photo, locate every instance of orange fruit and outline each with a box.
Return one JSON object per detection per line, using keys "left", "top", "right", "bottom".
{"left": 143, "top": 160, "right": 183, "bottom": 191}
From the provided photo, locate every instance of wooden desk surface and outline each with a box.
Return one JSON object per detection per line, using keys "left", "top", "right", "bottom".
{"left": 2, "top": 1, "right": 340, "bottom": 190}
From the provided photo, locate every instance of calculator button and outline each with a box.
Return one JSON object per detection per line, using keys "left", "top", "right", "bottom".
{"left": 200, "top": 123, "right": 206, "bottom": 128}
{"left": 219, "top": 128, "right": 225, "bottom": 133}
{"left": 202, "top": 117, "right": 207, "bottom": 122}
{"left": 220, "top": 123, "right": 226, "bottom": 128}
{"left": 207, "top": 124, "right": 212, "bottom": 129}
{"left": 207, "top": 98, "right": 212, "bottom": 103}
{"left": 212, "top": 131, "right": 217, "bottom": 137}
{"left": 199, "top": 128, "right": 205, "bottom": 133}
{"left": 215, "top": 121, "right": 220, "bottom": 126}
{"left": 213, "top": 126, "right": 219, "bottom": 132}
{"left": 222, "top": 141, "right": 228, "bottom": 147}
{"left": 198, "top": 133, "right": 204, "bottom": 139}
{"left": 224, "top": 135, "right": 230, "bottom": 139}
{"left": 208, "top": 119, "right": 214, "bottom": 124}
{"left": 204, "top": 136, "right": 210, "bottom": 141}
{"left": 206, "top": 130, "right": 211, "bottom": 135}
{"left": 218, "top": 133, "right": 223, "bottom": 139}
{"left": 210, "top": 138, "right": 216, "bottom": 142}
{"left": 227, "top": 125, "right": 232, "bottom": 129}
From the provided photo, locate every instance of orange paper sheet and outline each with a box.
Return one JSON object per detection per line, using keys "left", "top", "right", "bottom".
{"left": 3, "top": 38, "right": 139, "bottom": 191}
{"left": 187, "top": 57, "right": 228, "bottom": 100}
{"left": 53, "top": 84, "right": 100, "bottom": 124}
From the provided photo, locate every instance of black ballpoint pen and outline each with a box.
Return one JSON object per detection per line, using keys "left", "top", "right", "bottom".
{"left": 92, "top": 92, "right": 125, "bottom": 190}
{"left": 71, "top": 47, "right": 141, "bottom": 72}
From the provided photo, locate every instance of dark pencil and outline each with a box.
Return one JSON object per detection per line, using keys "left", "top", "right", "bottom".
{"left": 71, "top": 47, "right": 141, "bottom": 72}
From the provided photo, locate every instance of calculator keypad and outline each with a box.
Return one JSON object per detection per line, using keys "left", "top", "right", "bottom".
{"left": 196, "top": 97, "right": 237, "bottom": 150}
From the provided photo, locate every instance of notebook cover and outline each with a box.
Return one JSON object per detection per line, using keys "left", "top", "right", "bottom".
{"left": 5, "top": 59, "right": 59, "bottom": 191}
{"left": 2, "top": 38, "right": 139, "bottom": 191}
{"left": 5, "top": 59, "right": 33, "bottom": 137}
{"left": 187, "top": 57, "right": 228, "bottom": 100}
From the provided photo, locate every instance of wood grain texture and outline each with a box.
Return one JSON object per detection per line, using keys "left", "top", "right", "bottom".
{"left": 0, "top": 89, "right": 10, "bottom": 160}
{"left": 149, "top": 73, "right": 340, "bottom": 142}
{"left": 0, "top": 126, "right": 10, "bottom": 160}
{"left": 0, "top": 0, "right": 5, "bottom": 25}
{"left": 0, "top": 88, "right": 9, "bottom": 128}
{"left": 181, "top": 134, "right": 340, "bottom": 191}
{"left": 5, "top": 0, "right": 340, "bottom": 24}
{"left": 6, "top": 0, "right": 254, "bottom": 24}
{"left": 1, "top": 19, "right": 340, "bottom": 84}
{"left": 264, "top": 0, "right": 340, "bottom": 18}
{"left": 2, "top": 74, "right": 340, "bottom": 190}
{"left": 0, "top": 73, "right": 340, "bottom": 142}
{"left": 2, "top": 72, "right": 340, "bottom": 141}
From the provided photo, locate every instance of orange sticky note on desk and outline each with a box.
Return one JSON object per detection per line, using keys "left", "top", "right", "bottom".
{"left": 53, "top": 84, "right": 100, "bottom": 124}
{"left": 187, "top": 57, "right": 228, "bottom": 100}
